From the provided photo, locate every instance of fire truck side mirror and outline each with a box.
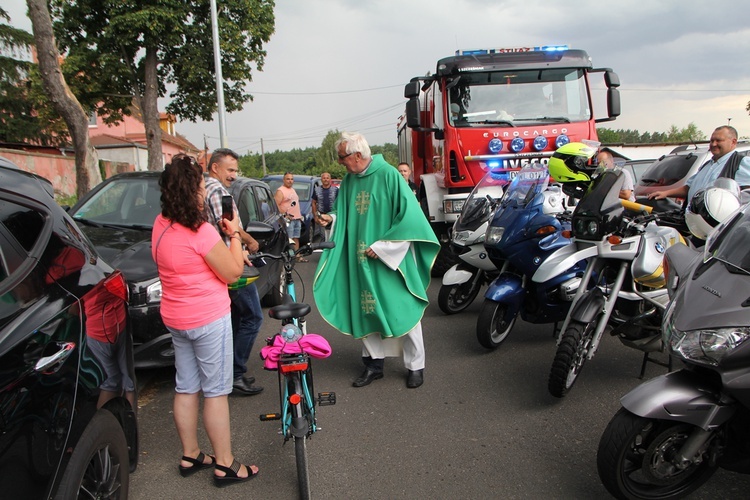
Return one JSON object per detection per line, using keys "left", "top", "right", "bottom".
{"left": 607, "top": 88, "right": 621, "bottom": 119}
{"left": 604, "top": 70, "right": 620, "bottom": 88}
{"left": 406, "top": 98, "right": 421, "bottom": 128}
{"left": 404, "top": 81, "right": 420, "bottom": 98}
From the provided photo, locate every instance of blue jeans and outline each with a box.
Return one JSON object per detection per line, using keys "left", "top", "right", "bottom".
{"left": 229, "top": 283, "right": 263, "bottom": 380}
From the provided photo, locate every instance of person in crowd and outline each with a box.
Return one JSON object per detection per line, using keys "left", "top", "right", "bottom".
{"left": 152, "top": 154, "right": 258, "bottom": 486}
{"left": 649, "top": 125, "right": 750, "bottom": 203}
{"left": 311, "top": 172, "right": 339, "bottom": 241}
{"left": 597, "top": 150, "right": 635, "bottom": 201}
{"left": 314, "top": 132, "right": 440, "bottom": 389}
{"left": 397, "top": 162, "right": 418, "bottom": 195}
{"left": 205, "top": 148, "right": 264, "bottom": 396}
{"left": 274, "top": 172, "right": 306, "bottom": 261}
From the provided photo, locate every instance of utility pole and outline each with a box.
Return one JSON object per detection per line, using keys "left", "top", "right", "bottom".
{"left": 261, "top": 138, "right": 267, "bottom": 176}
{"left": 209, "top": 0, "right": 228, "bottom": 148}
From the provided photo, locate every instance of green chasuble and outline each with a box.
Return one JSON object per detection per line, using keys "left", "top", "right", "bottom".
{"left": 313, "top": 155, "right": 439, "bottom": 339}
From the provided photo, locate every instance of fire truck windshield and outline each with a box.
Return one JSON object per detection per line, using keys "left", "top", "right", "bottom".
{"left": 447, "top": 68, "right": 590, "bottom": 127}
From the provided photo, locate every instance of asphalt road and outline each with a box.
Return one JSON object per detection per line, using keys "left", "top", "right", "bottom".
{"left": 130, "top": 251, "right": 750, "bottom": 499}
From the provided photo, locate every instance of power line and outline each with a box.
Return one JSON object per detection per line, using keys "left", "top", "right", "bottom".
{"left": 250, "top": 84, "right": 403, "bottom": 96}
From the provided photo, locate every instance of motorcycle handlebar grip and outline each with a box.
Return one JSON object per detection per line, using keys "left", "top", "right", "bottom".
{"left": 621, "top": 199, "right": 653, "bottom": 214}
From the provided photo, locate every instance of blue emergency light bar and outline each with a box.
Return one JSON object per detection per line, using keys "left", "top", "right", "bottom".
{"left": 456, "top": 45, "right": 569, "bottom": 56}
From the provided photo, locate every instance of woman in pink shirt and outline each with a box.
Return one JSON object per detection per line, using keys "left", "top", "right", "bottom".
{"left": 152, "top": 155, "right": 258, "bottom": 487}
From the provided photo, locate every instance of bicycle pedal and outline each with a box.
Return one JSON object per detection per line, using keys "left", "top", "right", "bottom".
{"left": 259, "top": 413, "right": 281, "bottom": 421}
{"left": 317, "top": 391, "right": 336, "bottom": 406}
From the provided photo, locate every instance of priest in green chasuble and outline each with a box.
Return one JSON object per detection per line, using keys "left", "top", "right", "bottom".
{"left": 313, "top": 132, "right": 439, "bottom": 389}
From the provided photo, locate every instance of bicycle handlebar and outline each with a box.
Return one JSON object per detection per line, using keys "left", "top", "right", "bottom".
{"left": 249, "top": 241, "right": 335, "bottom": 262}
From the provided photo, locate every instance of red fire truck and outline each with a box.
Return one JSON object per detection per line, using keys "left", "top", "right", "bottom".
{"left": 398, "top": 45, "right": 621, "bottom": 273}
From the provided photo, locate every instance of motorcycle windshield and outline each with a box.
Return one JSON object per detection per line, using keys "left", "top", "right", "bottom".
{"left": 500, "top": 164, "right": 550, "bottom": 209}
{"left": 705, "top": 203, "right": 750, "bottom": 275}
{"left": 457, "top": 170, "right": 509, "bottom": 226}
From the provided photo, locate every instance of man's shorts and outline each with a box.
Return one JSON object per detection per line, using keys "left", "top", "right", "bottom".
{"left": 287, "top": 218, "right": 302, "bottom": 238}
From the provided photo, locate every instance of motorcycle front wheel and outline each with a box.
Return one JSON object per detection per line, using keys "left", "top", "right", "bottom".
{"left": 548, "top": 319, "right": 594, "bottom": 397}
{"left": 476, "top": 299, "right": 517, "bottom": 349}
{"left": 438, "top": 272, "right": 483, "bottom": 314}
{"left": 597, "top": 408, "right": 717, "bottom": 500}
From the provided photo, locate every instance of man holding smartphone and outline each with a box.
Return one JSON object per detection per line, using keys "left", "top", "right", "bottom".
{"left": 205, "top": 148, "right": 264, "bottom": 396}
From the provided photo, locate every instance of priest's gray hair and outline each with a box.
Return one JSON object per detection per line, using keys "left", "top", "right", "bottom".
{"left": 336, "top": 131, "right": 371, "bottom": 160}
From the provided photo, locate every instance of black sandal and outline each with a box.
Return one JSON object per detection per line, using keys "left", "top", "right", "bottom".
{"left": 179, "top": 451, "right": 215, "bottom": 477}
{"left": 213, "top": 458, "right": 258, "bottom": 487}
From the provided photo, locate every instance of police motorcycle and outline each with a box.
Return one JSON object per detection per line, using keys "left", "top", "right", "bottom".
{"left": 476, "top": 162, "right": 584, "bottom": 349}
{"left": 438, "top": 170, "right": 505, "bottom": 314}
{"left": 596, "top": 180, "right": 748, "bottom": 500}
{"left": 531, "top": 142, "right": 685, "bottom": 398}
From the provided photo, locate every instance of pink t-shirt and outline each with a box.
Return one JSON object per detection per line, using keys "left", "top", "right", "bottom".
{"left": 276, "top": 185, "right": 302, "bottom": 219}
{"left": 152, "top": 214, "right": 230, "bottom": 330}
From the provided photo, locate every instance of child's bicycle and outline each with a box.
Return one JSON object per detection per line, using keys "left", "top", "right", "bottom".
{"left": 255, "top": 241, "right": 336, "bottom": 500}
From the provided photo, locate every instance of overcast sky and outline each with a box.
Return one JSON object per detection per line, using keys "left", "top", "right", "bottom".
{"left": 6, "top": 0, "right": 750, "bottom": 154}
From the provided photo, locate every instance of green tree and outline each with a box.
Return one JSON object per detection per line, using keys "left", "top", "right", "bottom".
{"left": 51, "top": 0, "right": 275, "bottom": 171}
{"left": 372, "top": 142, "right": 398, "bottom": 165}
{"left": 595, "top": 127, "right": 619, "bottom": 143}
{"left": 0, "top": 8, "right": 68, "bottom": 146}
{"left": 27, "top": 0, "right": 102, "bottom": 197}
{"left": 313, "top": 130, "right": 341, "bottom": 175}
{"left": 597, "top": 123, "right": 706, "bottom": 144}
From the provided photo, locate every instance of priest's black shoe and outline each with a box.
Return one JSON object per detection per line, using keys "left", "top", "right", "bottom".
{"left": 406, "top": 369, "right": 424, "bottom": 389}
{"left": 352, "top": 368, "right": 383, "bottom": 387}
{"left": 232, "top": 377, "right": 263, "bottom": 396}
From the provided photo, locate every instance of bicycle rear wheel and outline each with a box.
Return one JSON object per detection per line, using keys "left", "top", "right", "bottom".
{"left": 290, "top": 372, "right": 312, "bottom": 500}
{"left": 295, "top": 435, "right": 310, "bottom": 500}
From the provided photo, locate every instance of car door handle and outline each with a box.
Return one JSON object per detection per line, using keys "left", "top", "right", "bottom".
{"left": 35, "top": 342, "right": 76, "bottom": 374}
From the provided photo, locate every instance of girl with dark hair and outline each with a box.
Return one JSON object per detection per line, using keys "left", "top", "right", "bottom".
{"left": 153, "top": 154, "right": 259, "bottom": 487}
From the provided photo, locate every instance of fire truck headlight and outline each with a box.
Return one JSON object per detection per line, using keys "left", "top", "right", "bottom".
{"left": 488, "top": 138, "right": 503, "bottom": 154}
{"left": 510, "top": 138, "right": 525, "bottom": 153}
{"left": 555, "top": 135, "right": 570, "bottom": 148}
{"left": 533, "top": 136, "right": 548, "bottom": 151}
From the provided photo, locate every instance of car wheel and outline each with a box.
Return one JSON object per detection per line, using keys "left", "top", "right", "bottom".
{"left": 54, "top": 409, "right": 129, "bottom": 500}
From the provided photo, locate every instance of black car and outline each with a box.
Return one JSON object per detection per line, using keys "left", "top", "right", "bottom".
{"left": 0, "top": 164, "right": 138, "bottom": 498}
{"left": 262, "top": 174, "right": 324, "bottom": 245}
{"left": 69, "top": 172, "right": 288, "bottom": 368}
{"left": 228, "top": 177, "right": 289, "bottom": 306}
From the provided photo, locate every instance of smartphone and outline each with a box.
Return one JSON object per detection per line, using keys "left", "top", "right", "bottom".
{"left": 221, "top": 195, "right": 234, "bottom": 220}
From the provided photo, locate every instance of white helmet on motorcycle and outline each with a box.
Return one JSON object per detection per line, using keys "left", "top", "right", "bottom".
{"left": 685, "top": 178, "right": 742, "bottom": 240}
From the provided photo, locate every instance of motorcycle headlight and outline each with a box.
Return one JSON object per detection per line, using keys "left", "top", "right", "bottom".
{"left": 667, "top": 323, "right": 750, "bottom": 366}
{"left": 572, "top": 216, "right": 600, "bottom": 240}
{"left": 485, "top": 226, "right": 505, "bottom": 245}
{"left": 146, "top": 280, "right": 162, "bottom": 304}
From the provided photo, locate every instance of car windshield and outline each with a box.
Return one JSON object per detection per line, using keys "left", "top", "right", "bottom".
{"left": 705, "top": 203, "right": 750, "bottom": 275}
{"left": 448, "top": 68, "right": 590, "bottom": 127}
{"left": 73, "top": 177, "right": 160, "bottom": 228}
{"left": 637, "top": 153, "right": 701, "bottom": 187}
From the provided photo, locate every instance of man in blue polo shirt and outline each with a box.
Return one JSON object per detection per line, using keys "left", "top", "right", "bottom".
{"left": 649, "top": 125, "right": 750, "bottom": 203}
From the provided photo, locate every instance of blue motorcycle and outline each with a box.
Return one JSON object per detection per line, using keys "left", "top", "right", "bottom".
{"left": 476, "top": 164, "right": 586, "bottom": 349}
